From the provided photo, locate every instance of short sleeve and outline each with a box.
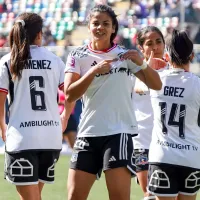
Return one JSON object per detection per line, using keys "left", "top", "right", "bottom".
{"left": 65, "top": 51, "right": 81, "bottom": 75}
{"left": 0, "top": 59, "right": 9, "bottom": 94}
{"left": 58, "top": 58, "right": 65, "bottom": 89}
{"left": 126, "top": 59, "right": 142, "bottom": 74}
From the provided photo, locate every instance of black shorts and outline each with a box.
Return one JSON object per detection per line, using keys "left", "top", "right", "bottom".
{"left": 4, "top": 150, "right": 60, "bottom": 185}
{"left": 148, "top": 163, "right": 200, "bottom": 197}
{"left": 134, "top": 149, "right": 149, "bottom": 172}
{"left": 70, "top": 133, "right": 136, "bottom": 178}
{"left": 63, "top": 114, "right": 77, "bottom": 135}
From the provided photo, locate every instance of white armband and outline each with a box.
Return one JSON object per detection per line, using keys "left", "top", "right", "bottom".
{"left": 140, "top": 61, "right": 148, "bottom": 70}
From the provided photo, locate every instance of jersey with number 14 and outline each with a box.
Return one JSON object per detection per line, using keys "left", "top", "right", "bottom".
{"left": 0, "top": 46, "right": 65, "bottom": 152}
{"left": 149, "top": 68, "right": 200, "bottom": 169}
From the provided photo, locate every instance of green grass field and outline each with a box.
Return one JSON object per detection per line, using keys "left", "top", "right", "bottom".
{"left": 0, "top": 155, "right": 199, "bottom": 200}
{"left": 0, "top": 155, "right": 143, "bottom": 200}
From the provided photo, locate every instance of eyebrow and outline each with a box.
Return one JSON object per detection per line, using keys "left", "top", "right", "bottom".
{"left": 146, "top": 38, "right": 162, "bottom": 42}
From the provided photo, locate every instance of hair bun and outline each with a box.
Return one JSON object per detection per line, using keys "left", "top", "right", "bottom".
{"left": 172, "top": 30, "right": 193, "bottom": 59}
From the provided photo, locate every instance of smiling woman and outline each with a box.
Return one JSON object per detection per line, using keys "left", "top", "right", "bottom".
{"left": 63, "top": 4, "right": 162, "bottom": 200}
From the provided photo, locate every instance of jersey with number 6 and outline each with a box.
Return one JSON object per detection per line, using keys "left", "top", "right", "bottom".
{"left": 0, "top": 46, "right": 65, "bottom": 152}
{"left": 149, "top": 68, "right": 200, "bottom": 169}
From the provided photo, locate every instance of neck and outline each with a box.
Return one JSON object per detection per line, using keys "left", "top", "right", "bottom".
{"left": 171, "top": 63, "right": 190, "bottom": 71}
{"left": 91, "top": 41, "right": 112, "bottom": 51}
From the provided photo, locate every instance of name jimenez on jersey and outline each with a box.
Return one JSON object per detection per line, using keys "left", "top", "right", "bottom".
{"left": 65, "top": 44, "right": 142, "bottom": 137}
{"left": 0, "top": 46, "right": 65, "bottom": 152}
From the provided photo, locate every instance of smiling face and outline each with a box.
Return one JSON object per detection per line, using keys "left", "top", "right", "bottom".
{"left": 88, "top": 11, "right": 115, "bottom": 48}
{"left": 139, "top": 31, "right": 165, "bottom": 60}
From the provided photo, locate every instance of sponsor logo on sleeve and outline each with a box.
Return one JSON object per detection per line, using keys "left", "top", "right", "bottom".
{"left": 67, "top": 56, "right": 75, "bottom": 68}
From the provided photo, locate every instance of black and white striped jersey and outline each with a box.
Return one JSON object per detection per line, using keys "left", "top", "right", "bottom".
{"left": 149, "top": 68, "right": 200, "bottom": 169}
{"left": 65, "top": 44, "right": 141, "bottom": 137}
{"left": 0, "top": 46, "right": 65, "bottom": 152}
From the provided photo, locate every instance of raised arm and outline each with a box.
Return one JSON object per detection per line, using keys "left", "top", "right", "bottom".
{"left": 134, "top": 66, "right": 162, "bottom": 90}
{"left": 122, "top": 50, "right": 162, "bottom": 90}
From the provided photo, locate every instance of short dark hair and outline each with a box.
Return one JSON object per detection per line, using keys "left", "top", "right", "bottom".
{"left": 88, "top": 4, "right": 118, "bottom": 44}
{"left": 166, "top": 29, "right": 193, "bottom": 66}
{"left": 9, "top": 12, "right": 43, "bottom": 79}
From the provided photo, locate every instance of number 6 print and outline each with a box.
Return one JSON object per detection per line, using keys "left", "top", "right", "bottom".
{"left": 29, "top": 76, "right": 46, "bottom": 111}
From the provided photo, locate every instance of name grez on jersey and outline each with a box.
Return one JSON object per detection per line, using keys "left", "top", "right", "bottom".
{"left": 24, "top": 60, "right": 51, "bottom": 70}
{"left": 20, "top": 120, "right": 60, "bottom": 128}
{"left": 164, "top": 86, "right": 185, "bottom": 98}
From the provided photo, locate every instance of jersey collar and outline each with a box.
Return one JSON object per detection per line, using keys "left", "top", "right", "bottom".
{"left": 169, "top": 68, "right": 187, "bottom": 73}
{"left": 88, "top": 43, "right": 117, "bottom": 54}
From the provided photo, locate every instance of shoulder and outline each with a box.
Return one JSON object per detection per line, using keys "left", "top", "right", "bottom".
{"left": 38, "top": 47, "right": 59, "bottom": 59}
{"left": 0, "top": 53, "right": 11, "bottom": 68}
{"left": 69, "top": 45, "right": 89, "bottom": 59}
{"left": 110, "top": 44, "right": 128, "bottom": 59}
{"left": 0, "top": 53, "right": 11, "bottom": 62}
{"left": 115, "top": 44, "right": 127, "bottom": 54}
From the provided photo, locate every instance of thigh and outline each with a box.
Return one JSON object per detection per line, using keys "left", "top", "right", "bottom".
{"left": 70, "top": 137, "right": 103, "bottom": 176}
{"left": 4, "top": 151, "right": 39, "bottom": 185}
{"left": 178, "top": 166, "right": 200, "bottom": 196}
{"left": 16, "top": 184, "right": 41, "bottom": 200}
{"left": 103, "top": 133, "right": 136, "bottom": 177}
{"left": 38, "top": 150, "right": 60, "bottom": 183}
{"left": 148, "top": 164, "right": 178, "bottom": 197}
{"left": 105, "top": 167, "right": 131, "bottom": 200}
{"left": 67, "top": 169, "right": 96, "bottom": 200}
{"left": 177, "top": 193, "right": 197, "bottom": 200}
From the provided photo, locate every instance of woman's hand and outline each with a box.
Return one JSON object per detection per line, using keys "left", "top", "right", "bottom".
{"left": 92, "top": 59, "right": 116, "bottom": 75}
{"left": 121, "top": 50, "right": 143, "bottom": 66}
{"left": 147, "top": 51, "right": 167, "bottom": 70}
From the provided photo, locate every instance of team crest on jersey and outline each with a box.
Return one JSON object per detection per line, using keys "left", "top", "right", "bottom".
{"left": 135, "top": 154, "right": 148, "bottom": 165}
{"left": 67, "top": 56, "right": 75, "bottom": 68}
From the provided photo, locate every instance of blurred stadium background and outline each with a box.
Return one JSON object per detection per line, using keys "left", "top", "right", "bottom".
{"left": 0, "top": 0, "right": 200, "bottom": 199}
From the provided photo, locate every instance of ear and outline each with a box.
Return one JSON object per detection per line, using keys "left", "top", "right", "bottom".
{"left": 88, "top": 24, "right": 91, "bottom": 33}
{"left": 37, "top": 31, "right": 42, "bottom": 40}
{"left": 112, "top": 25, "right": 116, "bottom": 33}
{"left": 189, "top": 52, "right": 194, "bottom": 62}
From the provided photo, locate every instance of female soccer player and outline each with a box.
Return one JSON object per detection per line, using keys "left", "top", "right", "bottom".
{"left": 148, "top": 29, "right": 200, "bottom": 200}
{"left": 0, "top": 13, "right": 65, "bottom": 200}
{"left": 132, "top": 26, "right": 167, "bottom": 200}
{"left": 64, "top": 4, "right": 162, "bottom": 200}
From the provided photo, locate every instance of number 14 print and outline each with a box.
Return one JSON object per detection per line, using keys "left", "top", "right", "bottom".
{"left": 159, "top": 102, "right": 186, "bottom": 139}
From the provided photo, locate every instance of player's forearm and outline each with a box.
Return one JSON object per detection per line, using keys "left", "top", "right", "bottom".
{"left": 66, "top": 68, "right": 96, "bottom": 102}
{"left": 0, "top": 93, "right": 6, "bottom": 127}
{"left": 143, "top": 66, "right": 162, "bottom": 90}
{"left": 135, "top": 67, "right": 162, "bottom": 90}
{"left": 62, "top": 100, "right": 76, "bottom": 121}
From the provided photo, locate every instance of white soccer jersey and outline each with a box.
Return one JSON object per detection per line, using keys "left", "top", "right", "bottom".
{"left": 133, "top": 68, "right": 167, "bottom": 150}
{"left": 0, "top": 46, "right": 65, "bottom": 152}
{"left": 132, "top": 81, "right": 153, "bottom": 150}
{"left": 65, "top": 44, "right": 141, "bottom": 137}
{"left": 149, "top": 68, "right": 200, "bottom": 169}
